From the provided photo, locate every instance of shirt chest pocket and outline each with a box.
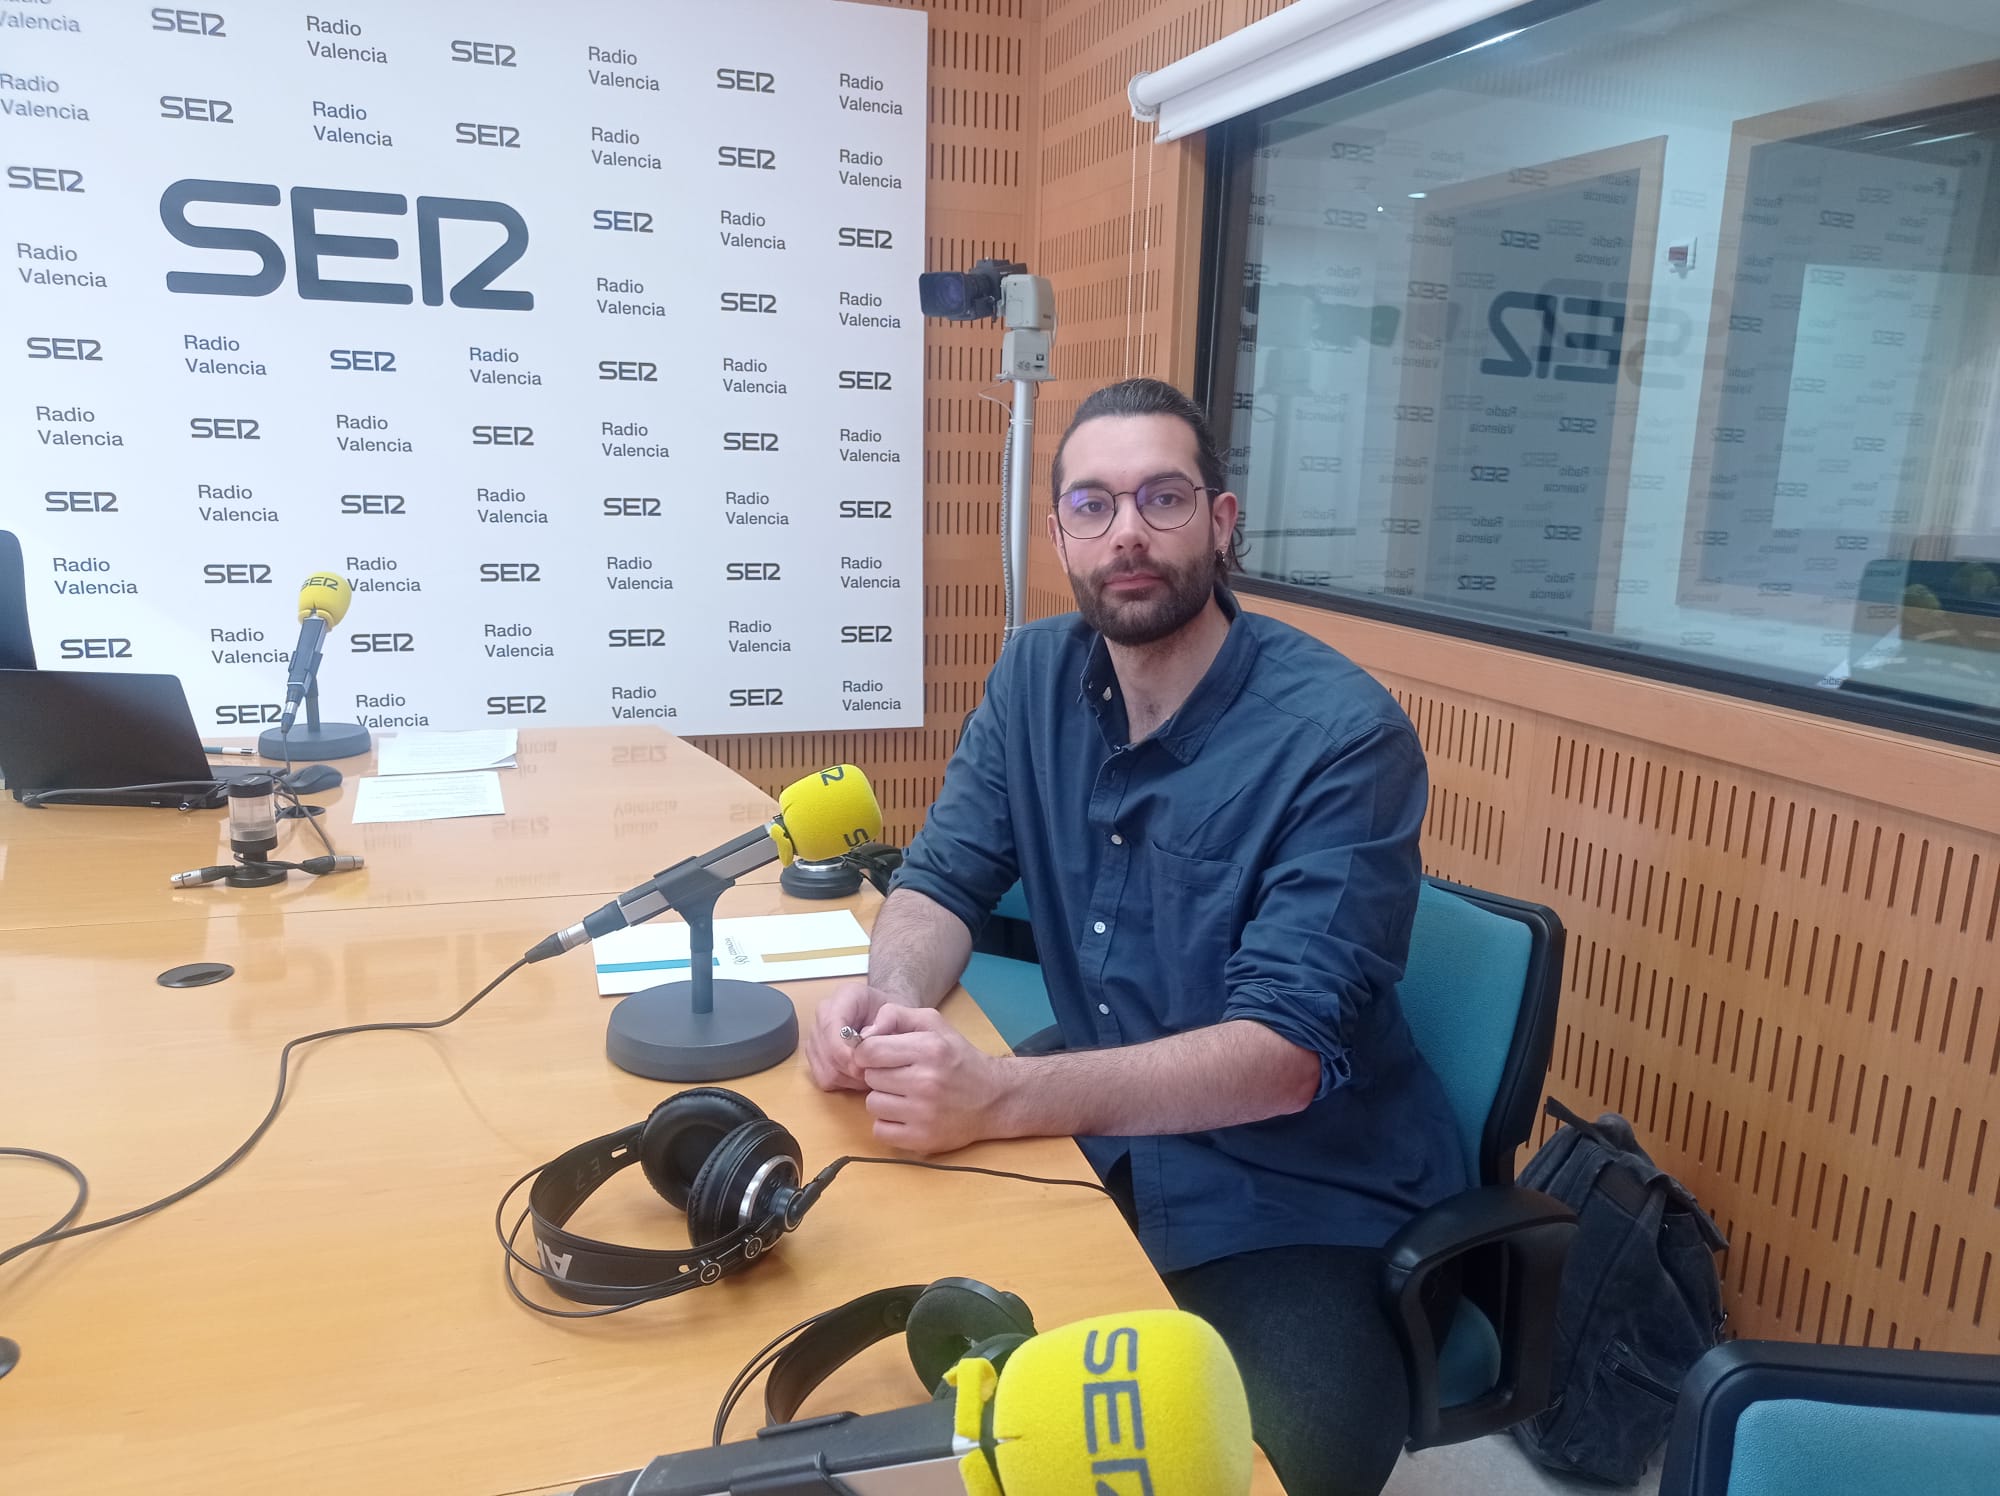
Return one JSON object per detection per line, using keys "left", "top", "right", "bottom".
{"left": 1146, "top": 844, "right": 1244, "bottom": 1029}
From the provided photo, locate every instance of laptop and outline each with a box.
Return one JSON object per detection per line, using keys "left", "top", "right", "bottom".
{"left": 0, "top": 669, "right": 281, "bottom": 808}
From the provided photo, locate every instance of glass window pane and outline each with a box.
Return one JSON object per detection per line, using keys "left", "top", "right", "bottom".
{"left": 1210, "top": 0, "right": 2000, "bottom": 738}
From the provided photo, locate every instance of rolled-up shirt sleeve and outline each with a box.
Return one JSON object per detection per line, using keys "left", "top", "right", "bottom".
{"left": 887, "top": 643, "right": 1023, "bottom": 938}
{"left": 1219, "top": 722, "right": 1428, "bottom": 1101}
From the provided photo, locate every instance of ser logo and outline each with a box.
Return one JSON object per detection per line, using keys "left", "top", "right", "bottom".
{"left": 1298, "top": 455, "right": 1342, "bottom": 473}
{"left": 340, "top": 493, "right": 405, "bottom": 514}
{"left": 840, "top": 625, "right": 893, "bottom": 643}
{"left": 603, "top": 496, "right": 662, "bottom": 517}
{"left": 728, "top": 688, "right": 784, "bottom": 707}
{"left": 26, "top": 337, "right": 103, "bottom": 361}
{"left": 717, "top": 146, "right": 777, "bottom": 170}
{"left": 592, "top": 210, "right": 653, "bottom": 232}
{"left": 350, "top": 632, "right": 414, "bottom": 652}
{"left": 839, "top": 499, "right": 892, "bottom": 519}
{"left": 1380, "top": 517, "right": 1422, "bottom": 534}
{"left": 720, "top": 290, "right": 777, "bottom": 314}
{"left": 191, "top": 417, "right": 259, "bottom": 439}
{"left": 450, "top": 40, "right": 518, "bottom": 66}
{"left": 725, "top": 562, "right": 782, "bottom": 581}
{"left": 1456, "top": 575, "right": 1498, "bottom": 591}
{"left": 1543, "top": 524, "right": 1584, "bottom": 541}
{"left": 598, "top": 359, "right": 658, "bottom": 381}
{"left": 7, "top": 165, "right": 84, "bottom": 192}
{"left": 478, "top": 562, "right": 541, "bottom": 582}
{"left": 46, "top": 490, "right": 118, "bottom": 512}
{"left": 1558, "top": 416, "right": 1598, "bottom": 434}
{"left": 837, "top": 227, "right": 893, "bottom": 249}
{"left": 1469, "top": 465, "right": 1511, "bottom": 483}
{"left": 838, "top": 371, "right": 892, "bottom": 390}
{"left": 472, "top": 425, "right": 533, "bottom": 445}
{"left": 1393, "top": 404, "right": 1434, "bottom": 423}
{"left": 202, "top": 563, "right": 272, "bottom": 583}
{"left": 716, "top": 67, "right": 777, "bottom": 92}
{"left": 486, "top": 694, "right": 548, "bottom": 716}
{"left": 607, "top": 627, "right": 668, "bottom": 647}
{"left": 161, "top": 180, "right": 532, "bottom": 311}
{"left": 723, "top": 431, "right": 779, "bottom": 451}
{"left": 59, "top": 638, "right": 133, "bottom": 660}
{"left": 456, "top": 122, "right": 522, "bottom": 148}
{"left": 330, "top": 349, "right": 396, "bottom": 371}
{"left": 160, "top": 96, "right": 234, "bottom": 124}
{"left": 151, "top": 8, "right": 226, "bottom": 34}
{"left": 217, "top": 703, "right": 283, "bottom": 725}
{"left": 1499, "top": 229, "right": 1541, "bottom": 250}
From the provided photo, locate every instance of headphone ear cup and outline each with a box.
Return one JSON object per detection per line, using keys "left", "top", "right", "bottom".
{"left": 638, "top": 1087, "right": 767, "bottom": 1211}
{"left": 685, "top": 1117, "right": 802, "bottom": 1250}
{"left": 905, "top": 1278, "right": 1039, "bottom": 1394}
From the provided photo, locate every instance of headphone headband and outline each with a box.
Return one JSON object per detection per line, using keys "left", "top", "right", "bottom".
{"left": 525, "top": 1123, "right": 796, "bottom": 1306}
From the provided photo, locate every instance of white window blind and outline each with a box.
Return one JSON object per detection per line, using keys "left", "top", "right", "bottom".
{"left": 1128, "top": 0, "right": 1533, "bottom": 142}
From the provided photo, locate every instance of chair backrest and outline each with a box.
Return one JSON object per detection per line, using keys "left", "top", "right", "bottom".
{"left": 1661, "top": 1340, "right": 2000, "bottom": 1496}
{"left": 1395, "top": 876, "right": 1564, "bottom": 1185}
{"left": 0, "top": 530, "right": 31, "bottom": 669}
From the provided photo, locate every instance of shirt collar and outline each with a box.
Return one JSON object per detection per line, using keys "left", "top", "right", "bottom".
{"left": 1078, "top": 586, "right": 1258, "bottom": 763}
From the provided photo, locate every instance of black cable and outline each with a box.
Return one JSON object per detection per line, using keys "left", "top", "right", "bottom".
{"left": 0, "top": 956, "right": 529, "bottom": 1272}
{"left": 0, "top": 1149, "right": 91, "bottom": 1263}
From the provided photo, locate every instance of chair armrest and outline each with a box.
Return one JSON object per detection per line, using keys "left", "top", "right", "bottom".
{"left": 1381, "top": 1185, "right": 1577, "bottom": 1449}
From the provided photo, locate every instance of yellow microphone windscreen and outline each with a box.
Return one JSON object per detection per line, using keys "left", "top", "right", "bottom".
{"left": 987, "top": 1309, "right": 1253, "bottom": 1496}
{"left": 297, "top": 573, "right": 353, "bottom": 627}
{"left": 769, "top": 765, "right": 881, "bottom": 864}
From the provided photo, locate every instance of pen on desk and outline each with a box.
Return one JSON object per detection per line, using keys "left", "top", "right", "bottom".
{"left": 202, "top": 745, "right": 257, "bottom": 757}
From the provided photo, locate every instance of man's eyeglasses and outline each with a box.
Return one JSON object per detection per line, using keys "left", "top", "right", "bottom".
{"left": 1054, "top": 477, "right": 1216, "bottom": 540}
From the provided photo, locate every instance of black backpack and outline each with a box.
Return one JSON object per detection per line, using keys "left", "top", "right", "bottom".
{"left": 1511, "top": 1099, "right": 1728, "bottom": 1485}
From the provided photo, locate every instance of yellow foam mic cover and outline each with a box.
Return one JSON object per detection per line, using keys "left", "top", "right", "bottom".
{"left": 768, "top": 764, "right": 881, "bottom": 864}
{"left": 986, "top": 1308, "right": 1253, "bottom": 1496}
{"left": 297, "top": 573, "right": 353, "bottom": 626}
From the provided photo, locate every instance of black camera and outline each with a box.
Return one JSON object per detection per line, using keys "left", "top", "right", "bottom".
{"left": 918, "top": 258, "right": 1029, "bottom": 321}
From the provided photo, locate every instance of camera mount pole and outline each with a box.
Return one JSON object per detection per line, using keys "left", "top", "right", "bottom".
{"left": 998, "top": 274, "right": 1055, "bottom": 638}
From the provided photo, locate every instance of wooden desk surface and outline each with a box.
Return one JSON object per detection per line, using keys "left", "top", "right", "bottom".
{"left": 0, "top": 893, "right": 1179, "bottom": 1493}
{"left": 0, "top": 726, "right": 777, "bottom": 934}
{"left": 0, "top": 731, "right": 1281, "bottom": 1494}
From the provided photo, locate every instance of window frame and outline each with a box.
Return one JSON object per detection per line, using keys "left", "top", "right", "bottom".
{"left": 1193, "top": 2, "right": 2000, "bottom": 756}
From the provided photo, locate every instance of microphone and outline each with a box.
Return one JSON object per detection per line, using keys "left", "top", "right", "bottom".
{"left": 568, "top": 1308, "right": 1254, "bottom": 1495}
{"left": 524, "top": 764, "right": 881, "bottom": 964}
{"left": 280, "top": 573, "right": 353, "bottom": 733}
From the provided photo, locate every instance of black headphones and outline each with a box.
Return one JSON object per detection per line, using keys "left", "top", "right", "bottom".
{"left": 497, "top": 1086, "right": 1110, "bottom": 1320}
{"left": 503, "top": 1087, "right": 832, "bottom": 1308}
{"left": 756, "top": 1277, "right": 1038, "bottom": 1427}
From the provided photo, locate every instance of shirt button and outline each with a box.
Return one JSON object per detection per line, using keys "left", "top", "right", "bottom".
{"left": 1098, "top": 1003, "right": 1111, "bottom": 1016}
{"left": 1093, "top": 920, "right": 1106, "bottom": 934}
{"left": 1110, "top": 833, "right": 1123, "bottom": 845}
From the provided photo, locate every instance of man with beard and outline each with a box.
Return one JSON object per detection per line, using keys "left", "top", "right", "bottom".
{"left": 804, "top": 378, "right": 1466, "bottom": 1496}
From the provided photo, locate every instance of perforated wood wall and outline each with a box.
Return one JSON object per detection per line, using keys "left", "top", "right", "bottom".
{"left": 716, "top": 0, "right": 2000, "bottom": 1354}
{"left": 693, "top": 0, "right": 1037, "bottom": 846}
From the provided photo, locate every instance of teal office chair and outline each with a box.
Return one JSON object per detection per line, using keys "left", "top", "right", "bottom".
{"left": 1660, "top": 1340, "right": 2000, "bottom": 1496}
{"left": 959, "top": 881, "right": 1055, "bottom": 1050}
{"left": 956, "top": 871, "right": 1576, "bottom": 1449}
{"left": 1381, "top": 876, "right": 1575, "bottom": 1448}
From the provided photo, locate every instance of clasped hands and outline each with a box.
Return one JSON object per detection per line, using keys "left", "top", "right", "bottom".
{"left": 803, "top": 981, "right": 1007, "bottom": 1155}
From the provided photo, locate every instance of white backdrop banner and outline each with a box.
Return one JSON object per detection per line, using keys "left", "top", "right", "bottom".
{"left": 3, "top": 0, "right": 926, "bottom": 735}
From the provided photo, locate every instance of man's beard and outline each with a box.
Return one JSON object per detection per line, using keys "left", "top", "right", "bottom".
{"left": 1069, "top": 544, "right": 1223, "bottom": 646}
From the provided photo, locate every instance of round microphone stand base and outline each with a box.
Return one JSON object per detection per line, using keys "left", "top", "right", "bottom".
{"left": 780, "top": 857, "right": 863, "bottom": 899}
{"left": 258, "top": 720, "right": 372, "bottom": 761}
{"left": 606, "top": 980, "right": 800, "bottom": 1082}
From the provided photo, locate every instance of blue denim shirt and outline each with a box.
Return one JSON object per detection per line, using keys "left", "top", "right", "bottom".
{"left": 892, "top": 588, "right": 1469, "bottom": 1272}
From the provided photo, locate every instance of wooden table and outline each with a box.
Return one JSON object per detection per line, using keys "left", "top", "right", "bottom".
{"left": 0, "top": 726, "right": 779, "bottom": 933}
{"left": 0, "top": 728, "right": 1272, "bottom": 1495}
